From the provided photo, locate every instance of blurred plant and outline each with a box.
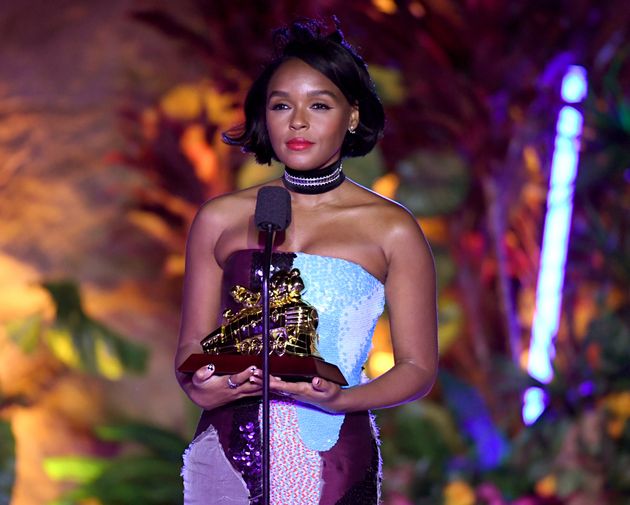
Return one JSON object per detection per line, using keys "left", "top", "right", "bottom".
{"left": 6, "top": 281, "right": 147, "bottom": 380}
{"left": 567, "top": 46, "right": 630, "bottom": 309}
{"left": 395, "top": 150, "right": 471, "bottom": 216}
{"left": 0, "top": 419, "right": 15, "bottom": 505}
{"left": 1, "top": 281, "right": 149, "bottom": 504}
{"left": 380, "top": 321, "right": 630, "bottom": 504}
{"left": 44, "top": 422, "right": 188, "bottom": 505}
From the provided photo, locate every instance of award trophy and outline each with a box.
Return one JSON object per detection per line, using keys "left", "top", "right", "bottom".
{"left": 177, "top": 267, "right": 348, "bottom": 386}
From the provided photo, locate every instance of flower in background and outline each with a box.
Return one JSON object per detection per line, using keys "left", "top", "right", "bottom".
{"left": 534, "top": 474, "right": 556, "bottom": 498}
{"left": 604, "top": 391, "right": 630, "bottom": 419}
{"left": 604, "top": 391, "right": 630, "bottom": 439}
{"left": 606, "top": 416, "right": 626, "bottom": 439}
{"left": 443, "top": 480, "right": 476, "bottom": 505}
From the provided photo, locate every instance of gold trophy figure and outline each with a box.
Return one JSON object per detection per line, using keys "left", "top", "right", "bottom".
{"left": 178, "top": 268, "right": 347, "bottom": 385}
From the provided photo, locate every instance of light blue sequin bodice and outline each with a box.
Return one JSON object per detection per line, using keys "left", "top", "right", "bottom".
{"left": 291, "top": 252, "right": 385, "bottom": 451}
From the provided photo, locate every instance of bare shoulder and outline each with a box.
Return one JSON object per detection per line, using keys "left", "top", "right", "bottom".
{"left": 193, "top": 182, "right": 275, "bottom": 230}
{"left": 197, "top": 185, "right": 257, "bottom": 216}
{"left": 347, "top": 181, "right": 429, "bottom": 256}
{"left": 189, "top": 181, "right": 286, "bottom": 263}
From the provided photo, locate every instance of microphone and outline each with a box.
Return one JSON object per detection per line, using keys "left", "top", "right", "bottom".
{"left": 255, "top": 185, "right": 291, "bottom": 505}
{"left": 255, "top": 186, "right": 291, "bottom": 231}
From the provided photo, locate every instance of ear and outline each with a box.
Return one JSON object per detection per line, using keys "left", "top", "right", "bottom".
{"left": 349, "top": 105, "right": 359, "bottom": 131}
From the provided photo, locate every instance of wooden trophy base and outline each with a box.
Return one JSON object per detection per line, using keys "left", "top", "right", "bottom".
{"left": 177, "top": 353, "right": 348, "bottom": 386}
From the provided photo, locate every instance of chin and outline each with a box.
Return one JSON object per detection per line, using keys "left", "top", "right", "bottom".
{"left": 281, "top": 154, "right": 337, "bottom": 171}
{"left": 281, "top": 155, "right": 319, "bottom": 170}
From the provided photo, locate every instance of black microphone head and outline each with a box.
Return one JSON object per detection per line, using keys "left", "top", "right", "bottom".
{"left": 255, "top": 186, "right": 291, "bottom": 231}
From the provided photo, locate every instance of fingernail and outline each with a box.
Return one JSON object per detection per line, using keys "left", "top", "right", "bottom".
{"left": 249, "top": 376, "right": 256, "bottom": 383}
{"left": 313, "top": 378, "right": 320, "bottom": 386}
{"left": 207, "top": 364, "right": 215, "bottom": 373}
{"left": 250, "top": 366, "right": 256, "bottom": 374}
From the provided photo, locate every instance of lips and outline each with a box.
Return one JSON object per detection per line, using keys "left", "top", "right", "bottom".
{"left": 286, "top": 138, "right": 314, "bottom": 151}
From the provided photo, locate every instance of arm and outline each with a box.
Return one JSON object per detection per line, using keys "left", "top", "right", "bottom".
{"left": 174, "top": 201, "right": 262, "bottom": 410}
{"left": 270, "top": 209, "right": 438, "bottom": 412}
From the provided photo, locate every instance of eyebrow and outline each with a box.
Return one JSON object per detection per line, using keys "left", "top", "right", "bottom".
{"left": 267, "top": 90, "right": 339, "bottom": 100}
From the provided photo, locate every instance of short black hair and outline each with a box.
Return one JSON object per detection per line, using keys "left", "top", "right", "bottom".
{"left": 222, "top": 18, "right": 385, "bottom": 165}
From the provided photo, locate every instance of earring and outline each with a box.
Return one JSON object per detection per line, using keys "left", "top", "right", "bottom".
{"left": 348, "top": 126, "right": 356, "bottom": 134}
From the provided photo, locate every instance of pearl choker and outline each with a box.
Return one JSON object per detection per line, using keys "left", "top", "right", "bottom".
{"left": 282, "top": 160, "right": 345, "bottom": 194}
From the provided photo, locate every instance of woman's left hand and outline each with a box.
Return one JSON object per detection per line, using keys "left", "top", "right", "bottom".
{"left": 269, "top": 376, "right": 343, "bottom": 413}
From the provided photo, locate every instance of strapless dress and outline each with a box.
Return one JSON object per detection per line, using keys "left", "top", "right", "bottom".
{"left": 181, "top": 249, "right": 385, "bottom": 505}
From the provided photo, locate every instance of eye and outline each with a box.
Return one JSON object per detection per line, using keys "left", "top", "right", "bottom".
{"left": 311, "top": 102, "right": 332, "bottom": 110}
{"left": 269, "top": 102, "right": 289, "bottom": 111}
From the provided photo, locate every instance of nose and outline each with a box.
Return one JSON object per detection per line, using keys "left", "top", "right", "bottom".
{"left": 289, "top": 108, "right": 308, "bottom": 131}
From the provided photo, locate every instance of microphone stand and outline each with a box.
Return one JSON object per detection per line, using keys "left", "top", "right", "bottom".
{"left": 261, "top": 223, "right": 275, "bottom": 505}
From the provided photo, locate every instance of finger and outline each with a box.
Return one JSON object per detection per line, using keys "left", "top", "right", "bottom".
{"left": 268, "top": 375, "right": 287, "bottom": 389}
{"left": 248, "top": 374, "right": 263, "bottom": 386}
{"left": 311, "top": 377, "right": 329, "bottom": 392}
{"left": 269, "top": 379, "right": 304, "bottom": 397}
{"left": 232, "top": 366, "right": 259, "bottom": 387}
{"left": 238, "top": 389, "right": 264, "bottom": 398}
{"left": 234, "top": 380, "right": 263, "bottom": 396}
{"left": 192, "top": 363, "right": 215, "bottom": 387}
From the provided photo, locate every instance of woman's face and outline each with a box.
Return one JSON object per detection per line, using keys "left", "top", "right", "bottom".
{"left": 265, "top": 58, "right": 359, "bottom": 170}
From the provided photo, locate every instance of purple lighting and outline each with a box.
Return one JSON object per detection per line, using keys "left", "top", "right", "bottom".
{"left": 523, "top": 66, "right": 587, "bottom": 425}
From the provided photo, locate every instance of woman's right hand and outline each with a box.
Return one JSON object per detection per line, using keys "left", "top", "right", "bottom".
{"left": 186, "top": 365, "right": 263, "bottom": 410}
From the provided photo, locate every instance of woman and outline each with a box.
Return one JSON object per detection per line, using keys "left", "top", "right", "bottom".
{"left": 175, "top": 19, "right": 438, "bottom": 505}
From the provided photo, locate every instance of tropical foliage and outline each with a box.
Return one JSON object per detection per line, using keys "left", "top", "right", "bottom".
{"left": 0, "top": 281, "right": 150, "bottom": 504}
{"left": 44, "top": 422, "right": 187, "bottom": 505}
{"left": 7, "top": 282, "right": 147, "bottom": 380}
{"left": 0, "top": 420, "right": 15, "bottom": 505}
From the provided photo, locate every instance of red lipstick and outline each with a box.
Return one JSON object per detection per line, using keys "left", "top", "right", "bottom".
{"left": 286, "top": 138, "right": 314, "bottom": 151}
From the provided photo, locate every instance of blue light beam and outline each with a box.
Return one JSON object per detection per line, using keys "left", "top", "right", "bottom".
{"left": 523, "top": 66, "right": 587, "bottom": 425}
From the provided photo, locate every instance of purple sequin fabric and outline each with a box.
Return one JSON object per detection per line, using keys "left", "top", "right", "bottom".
{"left": 230, "top": 403, "right": 263, "bottom": 503}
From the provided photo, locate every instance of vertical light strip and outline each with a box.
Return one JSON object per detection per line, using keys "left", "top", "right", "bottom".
{"left": 523, "top": 66, "right": 587, "bottom": 424}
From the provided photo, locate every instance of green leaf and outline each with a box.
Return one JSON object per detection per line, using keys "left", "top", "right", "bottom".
{"left": 5, "top": 313, "right": 43, "bottom": 353}
{"left": 436, "top": 295, "right": 464, "bottom": 354}
{"left": 43, "top": 456, "right": 109, "bottom": 483}
{"left": 42, "top": 281, "right": 83, "bottom": 320}
{"left": 95, "top": 422, "right": 188, "bottom": 462}
{"left": 618, "top": 99, "right": 630, "bottom": 132}
{"left": 0, "top": 420, "right": 15, "bottom": 505}
{"left": 369, "top": 65, "right": 407, "bottom": 105}
{"left": 380, "top": 400, "right": 463, "bottom": 470}
{"left": 64, "top": 456, "right": 182, "bottom": 505}
{"left": 343, "top": 147, "right": 386, "bottom": 188}
{"left": 40, "top": 280, "right": 149, "bottom": 379}
{"left": 395, "top": 150, "right": 470, "bottom": 216}
{"left": 433, "top": 247, "right": 458, "bottom": 288}
{"left": 44, "top": 423, "right": 188, "bottom": 504}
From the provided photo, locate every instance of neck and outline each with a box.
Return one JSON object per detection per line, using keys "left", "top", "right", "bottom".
{"left": 282, "top": 159, "right": 345, "bottom": 194}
